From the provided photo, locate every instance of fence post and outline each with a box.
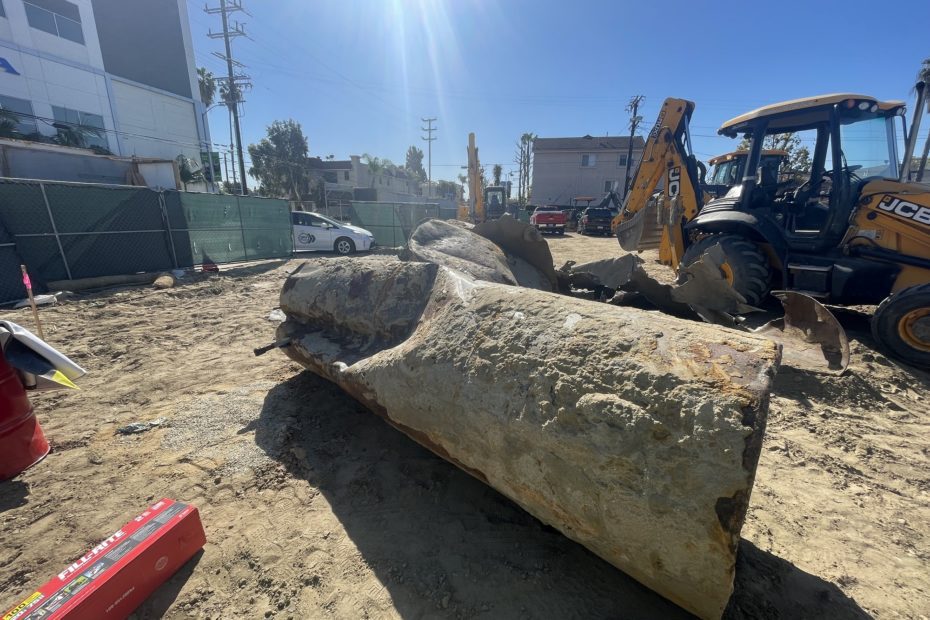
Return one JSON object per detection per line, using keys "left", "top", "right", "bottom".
{"left": 236, "top": 196, "right": 249, "bottom": 261}
{"left": 39, "top": 182, "right": 72, "bottom": 281}
{"left": 159, "top": 192, "right": 179, "bottom": 269}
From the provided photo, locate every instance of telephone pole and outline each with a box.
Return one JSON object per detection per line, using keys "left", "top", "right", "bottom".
{"left": 421, "top": 117, "right": 437, "bottom": 197}
{"left": 206, "top": 0, "right": 251, "bottom": 194}
{"left": 623, "top": 95, "right": 645, "bottom": 198}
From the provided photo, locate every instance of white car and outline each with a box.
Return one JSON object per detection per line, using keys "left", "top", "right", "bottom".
{"left": 291, "top": 211, "right": 375, "bottom": 255}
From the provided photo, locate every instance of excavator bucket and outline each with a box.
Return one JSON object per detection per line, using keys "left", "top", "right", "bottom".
{"left": 615, "top": 206, "right": 647, "bottom": 251}
{"left": 753, "top": 291, "right": 850, "bottom": 375}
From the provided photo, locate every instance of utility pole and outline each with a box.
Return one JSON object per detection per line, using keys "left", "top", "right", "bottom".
{"left": 623, "top": 95, "right": 645, "bottom": 198}
{"left": 206, "top": 0, "right": 251, "bottom": 194}
{"left": 421, "top": 117, "right": 437, "bottom": 197}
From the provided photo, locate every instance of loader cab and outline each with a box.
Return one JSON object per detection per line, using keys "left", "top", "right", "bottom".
{"left": 706, "top": 94, "right": 907, "bottom": 254}
{"left": 705, "top": 150, "right": 788, "bottom": 198}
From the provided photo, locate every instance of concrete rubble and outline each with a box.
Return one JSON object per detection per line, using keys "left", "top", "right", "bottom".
{"left": 278, "top": 245, "right": 782, "bottom": 619}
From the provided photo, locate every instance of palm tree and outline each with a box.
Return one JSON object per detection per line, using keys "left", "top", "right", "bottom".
{"left": 198, "top": 67, "right": 216, "bottom": 107}
{"left": 457, "top": 173, "right": 467, "bottom": 199}
{"left": 916, "top": 58, "right": 930, "bottom": 182}
{"left": 53, "top": 122, "right": 103, "bottom": 149}
{"left": 0, "top": 108, "right": 19, "bottom": 138}
{"left": 362, "top": 153, "right": 384, "bottom": 188}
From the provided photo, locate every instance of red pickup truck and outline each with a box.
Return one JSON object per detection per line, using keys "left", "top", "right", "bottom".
{"left": 530, "top": 205, "right": 566, "bottom": 235}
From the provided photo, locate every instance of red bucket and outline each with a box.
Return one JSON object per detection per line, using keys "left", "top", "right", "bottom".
{"left": 0, "top": 349, "right": 49, "bottom": 480}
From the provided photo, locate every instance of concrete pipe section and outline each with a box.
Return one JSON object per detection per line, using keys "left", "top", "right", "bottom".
{"left": 276, "top": 248, "right": 780, "bottom": 619}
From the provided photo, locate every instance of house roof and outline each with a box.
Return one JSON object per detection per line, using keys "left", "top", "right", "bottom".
{"left": 533, "top": 135, "right": 645, "bottom": 152}
{"left": 308, "top": 158, "right": 352, "bottom": 170}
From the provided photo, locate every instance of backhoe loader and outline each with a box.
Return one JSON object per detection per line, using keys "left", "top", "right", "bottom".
{"left": 704, "top": 149, "right": 788, "bottom": 198}
{"left": 613, "top": 84, "right": 930, "bottom": 367}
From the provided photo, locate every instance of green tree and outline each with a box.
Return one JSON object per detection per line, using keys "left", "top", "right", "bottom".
{"left": 435, "top": 179, "right": 459, "bottom": 199}
{"left": 405, "top": 146, "right": 426, "bottom": 181}
{"left": 247, "top": 119, "right": 310, "bottom": 200}
{"left": 737, "top": 132, "right": 811, "bottom": 175}
{"left": 198, "top": 67, "right": 216, "bottom": 107}
{"left": 915, "top": 58, "right": 930, "bottom": 182}
{"left": 492, "top": 164, "right": 502, "bottom": 186}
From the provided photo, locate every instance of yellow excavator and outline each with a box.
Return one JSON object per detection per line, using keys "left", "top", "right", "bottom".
{"left": 613, "top": 83, "right": 930, "bottom": 367}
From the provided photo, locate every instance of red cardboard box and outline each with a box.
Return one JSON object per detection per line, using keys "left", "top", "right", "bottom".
{"left": 3, "top": 499, "right": 206, "bottom": 620}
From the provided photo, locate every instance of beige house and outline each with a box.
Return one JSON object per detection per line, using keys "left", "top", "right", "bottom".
{"left": 530, "top": 135, "right": 645, "bottom": 206}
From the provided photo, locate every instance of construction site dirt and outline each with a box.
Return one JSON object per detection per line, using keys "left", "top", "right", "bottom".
{"left": 0, "top": 233, "right": 927, "bottom": 619}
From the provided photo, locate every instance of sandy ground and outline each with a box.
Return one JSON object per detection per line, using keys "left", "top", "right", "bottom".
{"left": 0, "top": 233, "right": 928, "bottom": 619}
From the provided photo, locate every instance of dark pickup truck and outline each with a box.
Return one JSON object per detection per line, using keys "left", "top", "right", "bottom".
{"left": 530, "top": 205, "right": 566, "bottom": 235}
{"left": 577, "top": 207, "right": 615, "bottom": 236}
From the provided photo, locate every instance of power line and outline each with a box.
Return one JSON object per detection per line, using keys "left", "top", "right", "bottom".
{"left": 421, "top": 117, "right": 436, "bottom": 197}
{"left": 623, "top": 95, "right": 645, "bottom": 197}
{"left": 205, "top": 0, "right": 252, "bottom": 194}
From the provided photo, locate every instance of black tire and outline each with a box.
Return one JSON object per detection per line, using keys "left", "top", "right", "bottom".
{"left": 334, "top": 237, "right": 356, "bottom": 255}
{"left": 871, "top": 284, "right": 930, "bottom": 368}
{"left": 680, "top": 234, "right": 772, "bottom": 305}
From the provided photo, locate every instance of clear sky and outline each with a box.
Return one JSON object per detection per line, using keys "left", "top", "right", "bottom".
{"left": 188, "top": 0, "right": 930, "bottom": 186}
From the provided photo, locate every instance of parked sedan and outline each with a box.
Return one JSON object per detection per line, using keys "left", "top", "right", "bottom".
{"left": 291, "top": 211, "right": 375, "bottom": 254}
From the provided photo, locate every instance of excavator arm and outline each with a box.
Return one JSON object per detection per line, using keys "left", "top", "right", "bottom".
{"left": 612, "top": 98, "right": 704, "bottom": 267}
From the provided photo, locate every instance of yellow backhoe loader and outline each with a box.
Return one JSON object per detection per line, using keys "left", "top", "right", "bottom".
{"left": 704, "top": 149, "right": 788, "bottom": 198}
{"left": 613, "top": 83, "right": 930, "bottom": 367}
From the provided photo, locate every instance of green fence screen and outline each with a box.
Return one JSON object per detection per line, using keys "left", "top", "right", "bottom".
{"left": 0, "top": 180, "right": 293, "bottom": 303}
{"left": 349, "top": 201, "right": 440, "bottom": 247}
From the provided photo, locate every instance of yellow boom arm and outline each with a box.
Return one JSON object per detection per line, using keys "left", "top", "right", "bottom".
{"left": 612, "top": 98, "right": 704, "bottom": 267}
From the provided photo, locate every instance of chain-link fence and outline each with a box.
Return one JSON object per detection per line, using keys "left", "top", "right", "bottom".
{"left": 291, "top": 200, "right": 460, "bottom": 248}
{"left": 0, "top": 179, "right": 293, "bottom": 303}
{"left": 349, "top": 202, "right": 444, "bottom": 248}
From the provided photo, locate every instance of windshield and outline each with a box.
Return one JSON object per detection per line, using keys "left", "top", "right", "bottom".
{"left": 839, "top": 114, "right": 898, "bottom": 179}
{"left": 486, "top": 190, "right": 505, "bottom": 206}
{"left": 709, "top": 159, "right": 742, "bottom": 186}
{"left": 312, "top": 213, "right": 341, "bottom": 226}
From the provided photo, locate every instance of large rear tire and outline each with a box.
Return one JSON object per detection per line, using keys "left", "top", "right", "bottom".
{"left": 871, "top": 284, "right": 930, "bottom": 368}
{"left": 680, "top": 234, "right": 772, "bottom": 306}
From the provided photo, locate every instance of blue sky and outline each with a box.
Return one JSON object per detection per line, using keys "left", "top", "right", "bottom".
{"left": 188, "top": 0, "right": 930, "bottom": 186}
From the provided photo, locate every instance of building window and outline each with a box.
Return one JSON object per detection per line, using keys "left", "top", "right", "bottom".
{"left": 343, "top": 171, "right": 349, "bottom": 181}
{"left": 618, "top": 154, "right": 627, "bottom": 167}
{"left": 581, "top": 153, "right": 596, "bottom": 167}
{"left": 24, "top": 0, "right": 85, "bottom": 45}
{"left": 51, "top": 106, "right": 107, "bottom": 150}
{"left": 0, "top": 95, "right": 37, "bottom": 136}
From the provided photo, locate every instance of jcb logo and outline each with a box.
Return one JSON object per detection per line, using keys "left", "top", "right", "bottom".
{"left": 877, "top": 195, "right": 930, "bottom": 226}
{"left": 668, "top": 167, "right": 681, "bottom": 199}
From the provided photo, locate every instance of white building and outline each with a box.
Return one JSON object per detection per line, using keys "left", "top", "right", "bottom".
{"left": 531, "top": 135, "right": 645, "bottom": 206}
{"left": 0, "top": 0, "right": 208, "bottom": 169}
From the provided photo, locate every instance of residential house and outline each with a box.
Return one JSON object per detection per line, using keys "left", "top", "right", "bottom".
{"left": 530, "top": 135, "right": 645, "bottom": 206}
